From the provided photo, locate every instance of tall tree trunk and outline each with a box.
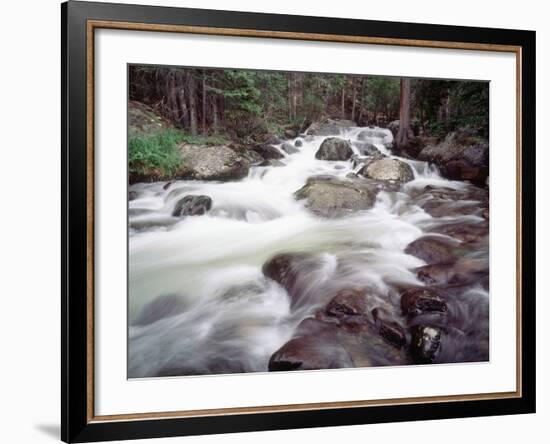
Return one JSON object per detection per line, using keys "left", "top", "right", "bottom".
{"left": 287, "top": 74, "right": 293, "bottom": 122}
{"left": 212, "top": 96, "right": 219, "bottom": 131}
{"left": 186, "top": 71, "right": 198, "bottom": 136}
{"left": 351, "top": 77, "right": 357, "bottom": 122}
{"left": 357, "top": 77, "right": 367, "bottom": 125}
{"left": 201, "top": 72, "right": 207, "bottom": 134}
{"left": 341, "top": 82, "right": 346, "bottom": 119}
{"left": 396, "top": 77, "right": 411, "bottom": 147}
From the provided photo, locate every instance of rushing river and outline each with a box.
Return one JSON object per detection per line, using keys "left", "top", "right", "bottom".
{"left": 128, "top": 126, "right": 489, "bottom": 378}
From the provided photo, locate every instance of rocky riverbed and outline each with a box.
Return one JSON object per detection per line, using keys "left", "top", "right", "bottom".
{"left": 128, "top": 120, "right": 489, "bottom": 378}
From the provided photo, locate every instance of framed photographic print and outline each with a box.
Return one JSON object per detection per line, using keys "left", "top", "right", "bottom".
{"left": 61, "top": 1, "right": 536, "bottom": 442}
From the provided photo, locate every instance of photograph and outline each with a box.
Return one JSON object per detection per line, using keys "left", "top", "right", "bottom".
{"left": 127, "top": 65, "right": 490, "bottom": 378}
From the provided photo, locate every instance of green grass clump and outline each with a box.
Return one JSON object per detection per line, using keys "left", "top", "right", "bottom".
{"left": 128, "top": 130, "right": 231, "bottom": 179}
{"left": 129, "top": 129, "right": 183, "bottom": 178}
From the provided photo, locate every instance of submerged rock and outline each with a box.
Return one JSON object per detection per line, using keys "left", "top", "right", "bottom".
{"left": 133, "top": 294, "right": 186, "bottom": 326}
{"left": 268, "top": 335, "right": 354, "bottom": 371}
{"left": 294, "top": 176, "right": 380, "bottom": 218}
{"left": 315, "top": 137, "right": 353, "bottom": 161}
{"left": 325, "top": 288, "right": 368, "bottom": 318}
{"left": 178, "top": 144, "right": 250, "bottom": 181}
{"left": 295, "top": 139, "right": 303, "bottom": 147}
{"left": 262, "top": 253, "right": 321, "bottom": 305}
{"left": 281, "top": 142, "right": 299, "bottom": 154}
{"left": 172, "top": 195, "right": 212, "bottom": 217}
{"left": 353, "top": 141, "right": 381, "bottom": 156}
{"left": 410, "top": 325, "right": 442, "bottom": 364}
{"left": 405, "top": 236, "right": 456, "bottom": 265}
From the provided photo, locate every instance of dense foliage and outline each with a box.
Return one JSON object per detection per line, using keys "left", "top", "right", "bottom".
{"left": 129, "top": 65, "right": 489, "bottom": 141}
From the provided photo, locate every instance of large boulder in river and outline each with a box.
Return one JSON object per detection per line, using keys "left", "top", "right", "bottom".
{"left": 306, "top": 118, "right": 356, "bottom": 136}
{"left": 172, "top": 195, "right": 212, "bottom": 217}
{"left": 405, "top": 236, "right": 456, "bottom": 265}
{"left": 417, "top": 131, "right": 489, "bottom": 185}
{"left": 178, "top": 144, "right": 250, "bottom": 181}
{"left": 358, "top": 158, "right": 414, "bottom": 183}
{"left": 294, "top": 176, "right": 380, "bottom": 217}
{"left": 315, "top": 137, "right": 353, "bottom": 161}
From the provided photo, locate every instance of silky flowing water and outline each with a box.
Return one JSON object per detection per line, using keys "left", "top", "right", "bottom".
{"left": 128, "top": 126, "right": 489, "bottom": 378}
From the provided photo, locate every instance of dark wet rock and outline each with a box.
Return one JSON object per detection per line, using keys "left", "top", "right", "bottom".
{"left": 418, "top": 131, "right": 489, "bottom": 184}
{"left": 410, "top": 325, "right": 442, "bottom": 364}
{"left": 129, "top": 191, "right": 139, "bottom": 201}
{"left": 282, "top": 142, "right": 299, "bottom": 154}
{"left": 172, "top": 195, "right": 212, "bottom": 217}
{"left": 443, "top": 159, "right": 488, "bottom": 184}
{"left": 134, "top": 294, "right": 186, "bottom": 326}
{"left": 268, "top": 335, "right": 354, "bottom": 371}
{"left": 162, "top": 181, "right": 173, "bottom": 190}
{"left": 353, "top": 141, "right": 381, "bottom": 156}
{"left": 294, "top": 176, "right": 380, "bottom": 218}
{"left": 306, "top": 119, "right": 356, "bottom": 136}
{"left": 325, "top": 288, "right": 368, "bottom": 318}
{"left": 178, "top": 144, "right": 250, "bottom": 181}
{"left": 405, "top": 236, "right": 456, "bottom": 265}
{"left": 401, "top": 287, "right": 448, "bottom": 317}
{"left": 315, "top": 137, "right": 353, "bottom": 161}
{"left": 371, "top": 308, "right": 407, "bottom": 349}
{"left": 396, "top": 136, "right": 437, "bottom": 159}
{"left": 262, "top": 253, "right": 321, "bottom": 304}
{"left": 250, "top": 143, "right": 284, "bottom": 160}
{"left": 295, "top": 139, "right": 303, "bottom": 147}
{"left": 379, "top": 321, "right": 407, "bottom": 349}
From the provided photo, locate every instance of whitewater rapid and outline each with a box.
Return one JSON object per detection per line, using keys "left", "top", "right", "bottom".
{"left": 127, "top": 126, "right": 483, "bottom": 378}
